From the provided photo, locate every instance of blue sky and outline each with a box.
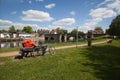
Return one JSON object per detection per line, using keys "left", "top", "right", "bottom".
{"left": 0, "top": 0, "right": 120, "bottom": 33}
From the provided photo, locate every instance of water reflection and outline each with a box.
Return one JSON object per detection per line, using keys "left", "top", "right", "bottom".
{"left": 0, "top": 41, "right": 22, "bottom": 48}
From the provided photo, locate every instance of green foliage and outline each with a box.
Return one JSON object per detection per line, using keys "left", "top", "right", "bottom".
{"left": 8, "top": 26, "right": 16, "bottom": 33}
{"left": 22, "top": 26, "right": 34, "bottom": 34}
{"left": 16, "top": 29, "right": 22, "bottom": 33}
{"left": 70, "top": 28, "right": 84, "bottom": 36}
{"left": 70, "top": 28, "right": 77, "bottom": 36}
{"left": 56, "top": 27, "right": 68, "bottom": 34}
{"left": 95, "top": 26, "right": 103, "bottom": 31}
{"left": 62, "top": 29, "right": 68, "bottom": 34}
{"left": 108, "top": 15, "right": 120, "bottom": 36}
{"left": 8, "top": 26, "right": 16, "bottom": 38}
{"left": 0, "top": 29, "right": 8, "bottom": 33}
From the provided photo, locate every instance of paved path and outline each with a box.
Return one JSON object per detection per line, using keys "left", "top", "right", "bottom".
{"left": 0, "top": 40, "right": 107, "bottom": 57}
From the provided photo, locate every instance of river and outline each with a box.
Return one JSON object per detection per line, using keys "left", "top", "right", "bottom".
{"left": 0, "top": 41, "right": 22, "bottom": 48}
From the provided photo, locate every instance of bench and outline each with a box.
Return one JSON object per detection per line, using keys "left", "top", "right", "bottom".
{"left": 19, "top": 46, "right": 47, "bottom": 57}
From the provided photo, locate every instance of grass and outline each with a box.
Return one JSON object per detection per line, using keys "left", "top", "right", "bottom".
{"left": 0, "top": 47, "right": 20, "bottom": 53}
{"left": 0, "top": 40, "right": 120, "bottom": 80}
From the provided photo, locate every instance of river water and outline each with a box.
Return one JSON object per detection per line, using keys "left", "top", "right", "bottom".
{"left": 0, "top": 40, "right": 41, "bottom": 48}
{"left": 0, "top": 41, "right": 22, "bottom": 48}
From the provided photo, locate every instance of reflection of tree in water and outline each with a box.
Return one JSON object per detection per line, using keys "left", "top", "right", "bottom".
{"left": 3, "top": 42, "right": 10, "bottom": 48}
{"left": 0, "top": 41, "right": 22, "bottom": 48}
{"left": 10, "top": 42, "right": 14, "bottom": 47}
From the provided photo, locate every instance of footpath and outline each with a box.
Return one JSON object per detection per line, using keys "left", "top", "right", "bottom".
{"left": 0, "top": 40, "right": 107, "bottom": 57}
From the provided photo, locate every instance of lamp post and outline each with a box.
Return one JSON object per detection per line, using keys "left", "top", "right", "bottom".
{"left": 76, "top": 26, "right": 78, "bottom": 48}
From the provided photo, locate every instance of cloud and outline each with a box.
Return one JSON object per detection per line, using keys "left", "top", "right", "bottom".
{"left": 107, "top": 0, "right": 120, "bottom": 14}
{"left": 79, "top": 18, "right": 103, "bottom": 33}
{"left": 11, "top": 11, "right": 17, "bottom": 15}
{"left": 97, "top": 0, "right": 120, "bottom": 14}
{"left": 45, "top": 3, "right": 55, "bottom": 9}
{"left": 79, "top": 0, "right": 119, "bottom": 33}
{"left": 52, "top": 18, "right": 75, "bottom": 26}
{"left": 90, "top": 8, "right": 116, "bottom": 18}
{"left": 22, "top": 9, "right": 53, "bottom": 22}
{"left": 36, "top": 0, "right": 44, "bottom": 2}
{"left": 28, "top": 1, "right": 32, "bottom": 4}
{"left": 70, "top": 11, "right": 75, "bottom": 15}
{"left": 0, "top": 19, "right": 41, "bottom": 30}
{"left": 97, "top": 0, "right": 113, "bottom": 7}
{"left": 0, "top": 19, "right": 12, "bottom": 26}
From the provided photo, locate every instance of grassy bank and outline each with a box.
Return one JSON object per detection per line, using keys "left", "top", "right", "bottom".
{"left": 0, "top": 47, "right": 20, "bottom": 53}
{"left": 0, "top": 40, "right": 120, "bottom": 80}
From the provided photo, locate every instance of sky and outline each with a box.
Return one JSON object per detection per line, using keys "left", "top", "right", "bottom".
{"left": 0, "top": 0, "right": 120, "bottom": 33}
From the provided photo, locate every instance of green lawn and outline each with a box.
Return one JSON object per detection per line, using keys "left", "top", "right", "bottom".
{"left": 0, "top": 40, "right": 120, "bottom": 80}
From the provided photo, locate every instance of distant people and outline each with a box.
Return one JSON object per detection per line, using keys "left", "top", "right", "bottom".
{"left": 87, "top": 31, "right": 92, "bottom": 46}
{"left": 20, "top": 39, "right": 37, "bottom": 58}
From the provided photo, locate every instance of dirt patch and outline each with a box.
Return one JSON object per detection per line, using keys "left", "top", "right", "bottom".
{"left": 0, "top": 62, "right": 5, "bottom": 65}
{"left": 0, "top": 51, "right": 19, "bottom": 57}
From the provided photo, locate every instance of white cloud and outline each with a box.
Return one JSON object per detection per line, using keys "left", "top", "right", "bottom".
{"left": 45, "top": 3, "right": 55, "bottom": 9}
{"left": 0, "top": 19, "right": 41, "bottom": 30}
{"left": 22, "top": 9, "right": 53, "bottom": 22}
{"left": 97, "top": 0, "right": 113, "bottom": 7}
{"left": 52, "top": 18, "right": 75, "bottom": 26}
{"left": 28, "top": 1, "right": 32, "bottom": 4}
{"left": 48, "top": 25, "right": 63, "bottom": 29}
{"left": 70, "top": 11, "right": 75, "bottom": 15}
{"left": 90, "top": 8, "right": 116, "bottom": 18}
{"left": 11, "top": 11, "right": 17, "bottom": 15}
{"left": 107, "top": 0, "right": 120, "bottom": 14}
{"left": 0, "top": 19, "right": 12, "bottom": 25}
{"left": 36, "top": 0, "right": 44, "bottom": 2}
{"left": 97, "top": 0, "right": 120, "bottom": 14}
{"left": 79, "top": 18, "right": 103, "bottom": 33}
{"left": 79, "top": 0, "right": 120, "bottom": 33}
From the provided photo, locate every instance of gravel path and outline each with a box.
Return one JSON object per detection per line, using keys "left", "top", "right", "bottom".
{"left": 0, "top": 40, "right": 107, "bottom": 57}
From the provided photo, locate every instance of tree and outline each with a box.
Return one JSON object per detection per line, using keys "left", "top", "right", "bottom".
{"left": 95, "top": 26, "right": 103, "bottom": 31}
{"left": 61, "top": 29, "right": 68, "bottom": 34}
{"left": 94, "top": 26, "right": 104, "bottom": 34}
{"left": 56, "top": 27, "right": 68, "bottom": 34}
{"left": 71, "top": 28, "right": 77, "bottom": 36}
{"left": 70, "top": 28, "right": 84, "bottom": 36}
{"left": 8, "top": 26, "right": 16, "bottom": 38}
{"left": 0, "top": 29, "right": 8, "bottom": 33}
{"left": 22, "top": 26, "right": 34, "bottom": 34}
{"left": 16, "top": 29, "right": 22, "bottom": 33}
{"left": 8, "top": 26, "right": 16, "bottom": 33}
{"left": 108, "top": 15, "right": 120, "bottom": 36}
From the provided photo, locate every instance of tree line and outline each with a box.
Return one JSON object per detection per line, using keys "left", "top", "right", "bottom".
{"left": 0, "top": 26, "right": 34, "bottom": 34}
{"left": 107, "top": 15, "right": 120, "bottom": 36}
